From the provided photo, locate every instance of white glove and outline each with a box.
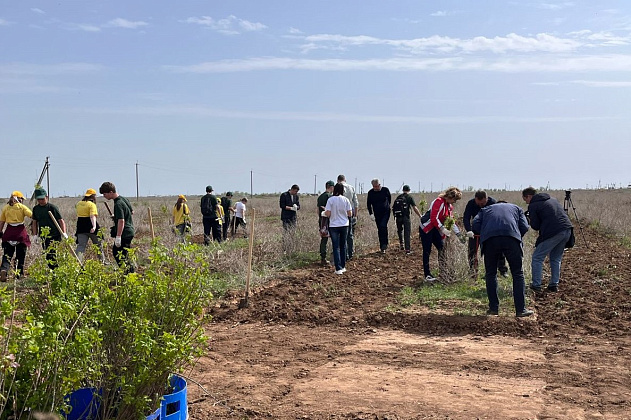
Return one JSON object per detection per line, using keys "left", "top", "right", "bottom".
{"left": 321, "top": 210, "right": 327, "bottom": 217}
{"left": 440, "top": 226, "right": 451, "bottom": 237}
{"left": 30, "top": 235, "right": 39, "bottom": 244}
{"left": 114, "top": 236, "right": 122, "bottom": 247}
{"left": 62, "top": 232, "right": 69, "bottom": 240}
{"left": 370, "top": 214, "right": 375, "bottom": 221}
{"left": 292, "top": 204, "right": 298, "bottom": 211}
{"left": 466, "top": 231, "right": 475, "bottom": 239}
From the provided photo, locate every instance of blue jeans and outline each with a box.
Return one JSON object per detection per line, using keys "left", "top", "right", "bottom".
{"left": 531, "top": 229, "right": 571, "bottom": 288}
{"left": 346, "top": 222, "right": 355, "bottom": 259}
{"left": 329, "top": 226, "right": 348, "bottom": 271}
{"left": 482, "top": 236, "right": 526, "bottom": 314}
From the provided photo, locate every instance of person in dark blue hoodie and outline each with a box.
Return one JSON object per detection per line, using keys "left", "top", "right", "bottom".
{"left": 522, "top": 187, "right": 573, "bottom": 293}
{"left": 472, "top": 202, "right": 533, "bottom": 317}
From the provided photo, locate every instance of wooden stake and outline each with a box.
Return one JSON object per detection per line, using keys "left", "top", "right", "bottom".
{"left": 48, "top": 210, "right": 82, "bottom": 265}
{"left": 147, "top": 207, "right": 155, "bottom": 240}
{"left": 245, "top": 208, "right": 255, "bottom": 304}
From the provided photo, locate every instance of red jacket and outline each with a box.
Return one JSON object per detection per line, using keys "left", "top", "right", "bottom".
{"left": 420, "top": 197, "right": 453, "bottom": 236}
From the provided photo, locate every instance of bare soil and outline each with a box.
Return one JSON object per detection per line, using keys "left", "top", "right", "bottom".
{"left": 187, "top": 227, "right": 631, "bottom": 419}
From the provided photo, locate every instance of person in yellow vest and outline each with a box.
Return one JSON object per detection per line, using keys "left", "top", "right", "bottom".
{"left": 75, "top": 188, "right": 106, "bottom": 263}
{"left": 172, "top": 194, "right": 191, "bottom": 242}
{"left": 0, "top": 191, "right": 33, "bottom": 280}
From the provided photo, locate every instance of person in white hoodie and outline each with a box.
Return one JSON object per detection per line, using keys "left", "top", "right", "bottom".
{"left": 324, "top": 183, "right": 352, "bottom": 275}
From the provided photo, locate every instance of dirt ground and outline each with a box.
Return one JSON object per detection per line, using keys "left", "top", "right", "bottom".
{"left": 186, "top": 227, "right": 631, "bottom": 419}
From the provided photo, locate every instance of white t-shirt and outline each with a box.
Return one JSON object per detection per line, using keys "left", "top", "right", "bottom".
{"left": 235, "top": 201, "right": 246, "bottom": 218}
{"left": 325, "top": 195, "right": 352, "bottom": 227}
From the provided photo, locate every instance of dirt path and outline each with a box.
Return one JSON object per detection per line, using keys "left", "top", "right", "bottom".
{"left": 187, "top": 227, "right": 631, "bottom": 419}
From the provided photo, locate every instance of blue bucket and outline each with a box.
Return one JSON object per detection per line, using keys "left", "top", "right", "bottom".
{"left": 64, "top": 375, "right": 186, "bottom": 420}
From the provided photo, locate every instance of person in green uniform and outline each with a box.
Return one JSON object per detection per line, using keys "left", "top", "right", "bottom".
{"left": 30, "top": 188, "right": 68, "bottom": 269}
{"left": 317, "top": 181, "right": 335, "bottom": 266}
{"left": 99, "top": 182, "right": 135, "bottom": 272}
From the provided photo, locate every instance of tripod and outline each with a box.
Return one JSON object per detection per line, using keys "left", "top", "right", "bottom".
{"left": 563, "top": 190, "right": 589, "bottom": 248}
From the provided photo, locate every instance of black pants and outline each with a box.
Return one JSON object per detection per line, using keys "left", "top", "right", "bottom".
{"left": 1, "top": 242, "right": 27, "bottom": 277}
{"left": 203, "top": 217, "right": 222, "bottom": 245}
{"left": 113, "top": 236, "right": 134, "bottom": 273}
{"left": 232, "top": 217, "right": 247, "bottom": 237}
{"left": 395, "top": 216, "right": 411, "bottom": 251}
{"left": 481, "top": 236, "right": 526, "bottom": 314}
{"left": 468, "top": 237, "right": 507, "bottom": 274}
{"left": 419, "top": 227, "right": 444, "bottom": 277}
{"left": 374, "top": 212, "right": 390, "bottom": 251}
{"left": 222, "top": 215, "right": 231, "bottom": 240}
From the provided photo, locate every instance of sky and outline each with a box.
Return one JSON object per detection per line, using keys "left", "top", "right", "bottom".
{"left": 1, "top": 0, "right": 631, "bottom": 198}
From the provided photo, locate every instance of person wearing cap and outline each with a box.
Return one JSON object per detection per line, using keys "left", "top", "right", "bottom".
{"left": 172, "top": 195, "right": 191, "bottom": 242}
{"left": 30, "top": 187, "right": 68, "bottom": 270}
{"left": 0, "top": 191, "right": 33, "bottom": 280}
{"left": 99, "top": 182, "right": 135, "bottom": 272}
{"left": 317, "top": 181, "right": 335, "bottom": 266}
{"left": 75, "top": 188, "right": 106, "bottom": 263}
{"left": 200, "top": 185, "right": 222, "bottom": 245}
{"left": 337, "top": 175, "right": 359, "bottom": 260}
{"left": 392, "top": 185, "right": 422, "bottom": 255}
{"left": 231, "top": 197, "right": 248, "bottom": 238}
{"left": 220, "top": 192, "right": 234, "bottom": 241}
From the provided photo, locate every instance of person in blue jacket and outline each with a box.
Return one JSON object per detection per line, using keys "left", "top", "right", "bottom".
{"left": 472, "top": 201, "right": 533, "bottom": 317}
{"left": 522, "top": 187, "right": 573, "bottom": 293}
{"left": 463, "top": 190, "right": 508, "bottom": 277}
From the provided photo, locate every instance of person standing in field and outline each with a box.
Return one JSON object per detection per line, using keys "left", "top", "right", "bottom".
{"left": 337, "top": 174, "right": 359, "bottom": 260}
{"left": 201, "top": 185, "right": 222, "bottom": 245}
{"left": 522, "top": 187, "right": 573, "bottom": 293}
{"left": 31, "top": 187, "right": 68, "bottom": 269}
{"left": 463, "top": 190, "right": 508, "bottom": 278}
{"left": 232, "top": 197, "right": 248, "bottom": 238}
{"left": 472, "top": 201, "right": 533, "bottom": 317}
{"left": 100, "top": 182, "right": 135, "bottom": 272}
{"left": 419, "top": 186, "right": 463, "bottom": 282}
{"left": 220, "top": 192, "right": 234, "bottom": 241}
{"left": 0, "top": 191, "right": 32, "bottom": 280}
{"left": 172, "top": 194, "right": 190, "bottom": 242}
{"left": 325, "top": 183, "right": 353, "bottom": 275}
{"left": 75, "top": 188, "right": 106, "bottom": 263}
{"left": 317, "top": 181, "right": 335, "bottom": 266}
{"left": 366, "top": 178, "right": 391, "bottom": 254}
{"left": 392, "top": 185, "right": 422, "bottom": 255}
{"left": 280, "top": 184, "right": 301, "bottom": 252}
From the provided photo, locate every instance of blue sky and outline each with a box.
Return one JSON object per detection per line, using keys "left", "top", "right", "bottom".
{"left": 1, "top": 1, "right": 630, "bottom": 197}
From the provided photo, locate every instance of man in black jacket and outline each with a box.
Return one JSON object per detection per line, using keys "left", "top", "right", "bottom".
{"left": 522, "top": 187, "right": 573, "bottom": 292}
{"left": 201, "top": 185, "right": 221, "bottom": 245}
{"left": 463, "top": 190, "right": 508, "bottom": 277}
{"left": 279, "top": 184, "right": 301, "bottom": 230}
{"left": 367, "top": 178, "right": 391, "bottom": 253}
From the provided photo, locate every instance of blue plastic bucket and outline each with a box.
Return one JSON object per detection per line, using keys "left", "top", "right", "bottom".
{"left": 161, "top": 375, "right": 188, "bottom": 420}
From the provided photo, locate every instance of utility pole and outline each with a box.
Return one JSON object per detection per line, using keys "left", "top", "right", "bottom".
{"left": 314, "top": 174, "right": 317, "bottom": 195}
{"left": 250, "top": 170, "right": 253, "bottom": 197}
{"left": 45, "top": 156, "right": 50, "bottom": 197}
{"left": 135, "top": 161, "right": 139, "bottom": 201}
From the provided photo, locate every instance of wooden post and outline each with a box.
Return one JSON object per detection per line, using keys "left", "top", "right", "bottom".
{"left": 48, "top": 210, "right": 82, "bottom": 265}
{"left": 147, "top": 207, "right": 155, "bottom": 240}
{"left": 245, "top": 208, "right": 255, "bottom": 303}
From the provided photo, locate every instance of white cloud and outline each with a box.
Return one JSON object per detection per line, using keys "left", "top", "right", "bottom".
{"left": 182, "top": 15, "right": 267, "bottom": 35}
{"left": 289, "top": 27, "right": 303, "bottom": 34}
{"left": 536, "top": 2, "right": 575, "bottom": 10}
{"left": 163, "top": 54, "right": 631, "bottom": 74}
{"left": 570, "top": 80, "right": 631, "bottom": 87}
{"left": 430, "top": 11, "right": 448, "bottom": 17}
{"left": 0, "top": 62, "right": 103, "bottom": 75}
{"left": 105, "top": 18, "right": 148, "bottom": 29}
{"left": 65, "top": 23, "right": 102, "bottom": 32}
{"left": 0, "top": 18, "right": 14, "bottom": 26}
{"left": 301, "top": 33, "right": 582, "bottom": 54}
{"left": 71, "top": 105, "right": 620, "bottom": 124}
{"left": 31, "top": 8, "right": 45, "bottom": 14}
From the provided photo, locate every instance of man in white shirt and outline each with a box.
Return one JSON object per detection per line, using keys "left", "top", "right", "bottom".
{"left": 337, "top": 175, "right": 359, "bottom": 259}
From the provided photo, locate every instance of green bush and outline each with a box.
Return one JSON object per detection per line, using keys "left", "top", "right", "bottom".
{"left": 1, "top": 240, "right": 215, "bottom": 419}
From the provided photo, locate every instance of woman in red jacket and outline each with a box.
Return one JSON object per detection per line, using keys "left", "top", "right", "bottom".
{"left": 419, "top": 186, "right": 462, "bottom": 282}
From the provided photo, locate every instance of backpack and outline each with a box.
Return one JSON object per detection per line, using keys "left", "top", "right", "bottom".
{"left": 392, "top": 194, "right": 409, "bottom": 218}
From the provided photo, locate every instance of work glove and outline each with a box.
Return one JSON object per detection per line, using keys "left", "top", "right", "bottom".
{"left": 440, "top": 226, "right": 451, "bottom": 237}
{"left": 30, "top": 235, "right": 40, "bottom": 244}
{"left": 292, "top": 204, "right": 298, "bottom": 211}
{"left": 321, "top": 210, "right": 327, "bottom": 217}
{"left": 62, "top": 232, "right": 69, "bottom": 240}
{"left": 114, "top": 236, "right": 122, "bottom": 247}
{"left": 370, "top": 214, "right": 375, "bottom": 222}
{"left": 466, "top": 231, "right": 475, "bottom": 239}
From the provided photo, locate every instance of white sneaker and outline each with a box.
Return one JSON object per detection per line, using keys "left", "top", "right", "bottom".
{"left": 335, "top": 269, "right": 344, "bottom": 275}
{"left": 425, "top": 275, "right": 437, "bottom": 282}
{"left": 341, "top": 268, "right": 347, "bottom": 273}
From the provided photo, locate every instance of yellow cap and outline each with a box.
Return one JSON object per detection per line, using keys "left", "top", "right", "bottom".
{"left": 11, "top": 191, "right": 24, "bottom": 199}
{"left": 85, "top": 188, "right": 97, "bottom": 196}
{"left": 178, "top": 194, "right": 187, "bottom": 202}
